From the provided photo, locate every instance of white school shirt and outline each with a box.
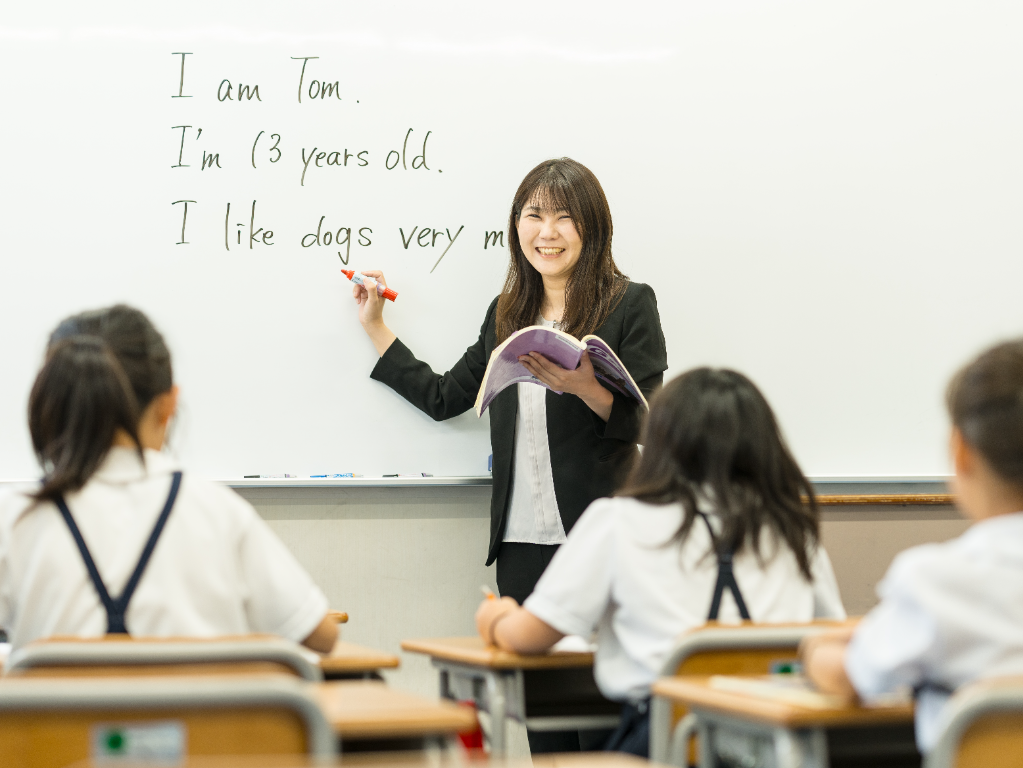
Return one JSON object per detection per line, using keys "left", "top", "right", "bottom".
{"left": 845, "top": 512, "right": 1023, "bottom": 753}
{"left": 0, "top": 447, "right": 329, "bottom": 651}
{"left": 524, "top": 496, "right": 846, "bottom": 701}
{"left": 503, "top": 316, "right": 567, "bottom": 545}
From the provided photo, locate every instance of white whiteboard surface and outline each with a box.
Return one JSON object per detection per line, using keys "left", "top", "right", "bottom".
{"left": 1, "top": 1, "right": 1021, "bottom": 481}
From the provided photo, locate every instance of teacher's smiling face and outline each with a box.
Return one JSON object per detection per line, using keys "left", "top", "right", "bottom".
{"left": 517, "top": 199, "right": 583, "bottom": 282}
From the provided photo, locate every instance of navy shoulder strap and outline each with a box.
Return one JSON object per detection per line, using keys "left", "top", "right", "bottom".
{"left": 698, "top": 512, "right": 752, "bottom": 622}
{"left": 55, "top": 471, "right": 183, "bottom": 635}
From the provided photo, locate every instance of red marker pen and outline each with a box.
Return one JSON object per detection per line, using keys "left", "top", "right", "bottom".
{"left": 342, "top": 269, "right": 398, "bottom": 302}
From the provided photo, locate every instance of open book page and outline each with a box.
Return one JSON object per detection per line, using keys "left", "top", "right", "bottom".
{"left": 474, "top": 326, "right": 650, "bottom": 416}
{"left": 583, "top": 335, "right": 649, "bottom": 409}
{"left": 474, "top": 326, "right": 586, "bottom": 416}
{"left": 550, "top": 635, "right": 597, "bottom": 653}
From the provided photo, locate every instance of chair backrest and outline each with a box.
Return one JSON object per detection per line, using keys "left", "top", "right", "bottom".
{"left": 661, "top": 621, "right": 850, "bottom": 677}
{"left": 925, "top": 676, "right": 1023, "bottom": 768}
{"left": 650, "top": 620, "right": 850, "bottom": 764}
{"left": 5, "top": 636, "right": 323, "bottom": 681}
{"left": 0, "top": 675, "right": 336, "bottom": 767}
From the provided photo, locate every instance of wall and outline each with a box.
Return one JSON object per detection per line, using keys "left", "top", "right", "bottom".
{"left": 238, "top": 485, "right": 496, "bottom": 699}
{"left": 820, "top": 504, "right": 968, "bottom": 615}
{"left": 240, "top": 486, "right": 970, "bottom": 698}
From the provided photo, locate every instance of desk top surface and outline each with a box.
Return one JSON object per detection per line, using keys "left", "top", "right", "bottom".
{"left": 400, "top": 636, "right": 595, "bottom": 670}
{"left": 652, "top": 676, "right": 914, "bottom": 728}
{"left": 65, "top": 752, "right": 650, "bottom": 768}
{"left": 316, "top": 680, "right": 476, "bottom": 738}
{"left": 320, "top": 641, "right": 400, "bottom": 673}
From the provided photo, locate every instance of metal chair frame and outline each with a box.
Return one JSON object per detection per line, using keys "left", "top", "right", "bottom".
{"left": 5, "top": 637, "right": 322, "bottom": 681}
{"left": 925, "top": 680, "right": 1023, "bottom": 768}
{"left": 650, "top": 623, "right": 837, "bottom": 765}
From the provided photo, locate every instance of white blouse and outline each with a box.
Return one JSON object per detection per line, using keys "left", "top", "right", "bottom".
{"left": 524, "top": 496, "right": 847, "bottom": 701}
{"left": 845, "top": 512, "right": 1023, "bottom": 753}
{"left": 0, "top": 447, "right": 329, "bottom": 650}
{"left": 503, "top": 317, "right": 567, "bottom": 545}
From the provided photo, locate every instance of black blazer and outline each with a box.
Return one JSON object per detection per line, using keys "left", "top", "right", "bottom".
{"left": 371, "top": 281, "right": 668, "bottom": 565}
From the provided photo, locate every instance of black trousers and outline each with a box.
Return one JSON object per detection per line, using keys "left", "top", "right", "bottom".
{"left": 495, "top": 542, "right": 614, "bottom": 754}
{"left": 495, "top": 541, "right": 560, "bottom": 604}
{"left": 603, "top": 699, "right": 650, "bottom": 757}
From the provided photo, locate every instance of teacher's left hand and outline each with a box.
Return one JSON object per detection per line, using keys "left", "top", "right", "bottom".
{"left": 518, "top": 351, "right": 614, "bottom": 421}
{"left": 519, "top": 350, "right": 597, "bottom": 397}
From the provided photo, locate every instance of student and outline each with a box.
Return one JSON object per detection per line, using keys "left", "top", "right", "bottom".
{"left": 0, "top": 305, "right": 337, "bottom": 653}
{"left": 475, "top": 367, "right": 847, "bottom": 757}
{"left": 804, "top": 339, "right": 1023, "bottom": 753}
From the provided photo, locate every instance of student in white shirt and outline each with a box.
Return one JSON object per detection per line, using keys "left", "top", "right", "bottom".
{"left": 0, "top": 305, "right": 337, "bottom": 653}
{"left": 804, "top": 338, "right": 1023, "bottom": 753}
{"left": 474, "top": 367, "right": 847, "bottom": 756}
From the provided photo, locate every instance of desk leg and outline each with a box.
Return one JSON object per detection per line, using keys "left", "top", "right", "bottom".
{"left": 485, "top": 671, "right": 508, "bottom": 756}
{"left": 772, "top": 727, "right": 828, "bottom": 768}
{"left": 697, "top": 720, "right": 715, "bottom": 768}
{"left": 649, "top": 695, "right": 672, "bottom": 764}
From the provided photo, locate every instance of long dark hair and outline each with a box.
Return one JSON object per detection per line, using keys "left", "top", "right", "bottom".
{"left": 617, "top": 368, "right": 819, "bottom": 579}
{"left": 947, "top": 339, "right": 1023, "bottom": 487}
{"left": 497, "top": 158, "right": 629, "bottom": 343}
{"left": 29, "top": 305, "right": 173, "bottom": 503}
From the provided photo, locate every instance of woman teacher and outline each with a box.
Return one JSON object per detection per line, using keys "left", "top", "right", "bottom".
{"left": 352, "top": 158, "right": 668, "bottom": 603}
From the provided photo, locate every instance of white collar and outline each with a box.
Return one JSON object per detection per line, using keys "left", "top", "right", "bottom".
{"left": 90, "top": 446, "right": 179, "bottom": 485}
{"left": 961, "top": 510, "right": 1023, "bottom": 538}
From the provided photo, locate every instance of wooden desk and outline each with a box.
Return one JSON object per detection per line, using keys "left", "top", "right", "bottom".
{"left": 319, "top": 641, "right": 400, "bottom": 680}
{"left": 530, "top": 756, "right": 654, "bottom": 768}
{"left": 401, "top": 637, "right": 620, "bottom": 756}
{"left": 66, "top": 754, "right": 651, "bottom": 768}
{"left": 65, "top": 759, "right": 337, "bottom": 768}
{"left": 651, "top": 675, "right": 916, "bottom": 768}
{"left": 317, "top": 680, "right": 476, "bottom": 750}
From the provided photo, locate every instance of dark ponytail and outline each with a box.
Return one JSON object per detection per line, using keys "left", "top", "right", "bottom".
{"left": 947, "top": 339, "right": 1023, "bottom": 487}
{"left": 29, "top": 337, "right": 142, "bottom": 503}
{"left": 617, "top": 368, "right": 819, "bottom": 580}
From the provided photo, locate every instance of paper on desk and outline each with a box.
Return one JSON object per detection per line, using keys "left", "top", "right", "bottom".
{"left": 709, "top": 675, "right": 849, "bottom": 709}
{"left": 551, "top": 635, "right": 596, "bottom": 653}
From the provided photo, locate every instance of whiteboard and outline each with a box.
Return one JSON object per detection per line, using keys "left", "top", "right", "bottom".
{"left": 2, "top": 1, "right": 1021, "bottom": 481}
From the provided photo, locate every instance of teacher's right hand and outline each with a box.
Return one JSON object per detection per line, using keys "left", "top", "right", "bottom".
{"left": 352, "top": 270, "right": 398, "bottom": 357}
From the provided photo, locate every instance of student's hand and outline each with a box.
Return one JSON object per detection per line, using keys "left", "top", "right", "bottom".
{"left": 475, "top": 596, "right": 518, "bottom": 646}
{"left": 301, "top": 613, "right": 340, "bottom": 654}
{"left": 518, "top": 351, "right": 614, "bottom": 421}
{"left": 801, "top": 627, "right": 858, "bottom": 701}
{"left": 352, "top": 270, "right": 397, "bottom": 356}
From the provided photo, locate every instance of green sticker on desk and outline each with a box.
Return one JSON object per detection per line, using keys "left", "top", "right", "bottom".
{"left": 91, "top": 721, "right": 185, "bottom": 763}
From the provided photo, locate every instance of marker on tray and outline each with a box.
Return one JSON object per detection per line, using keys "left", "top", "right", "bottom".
{"left": 342, "top": 270, "right": 398, "bottom": 302}
{"left": 310, "top": 473, "right": 364, "bottom": 478}
{"left": 382, "top": 473, "right": 434, "bottom": 477}
{"left": 243, "top": 475, "right": 297, "bottom": 479}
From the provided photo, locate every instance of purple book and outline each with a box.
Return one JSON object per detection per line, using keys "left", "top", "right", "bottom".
{"left": 474, "top": 326, "right": 648, "bottom": 416}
